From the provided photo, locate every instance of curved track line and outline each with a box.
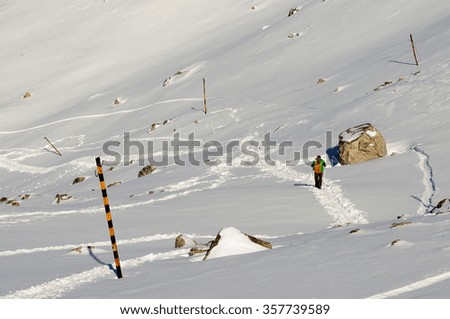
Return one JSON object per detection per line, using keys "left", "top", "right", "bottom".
{"left": 367, "top": 271, "right": 450, "bottom": 299}
{"left": 0, "top": 95, "right": 315, "bottom": 135}
{"left": 1, "top": 249, "right": 190, "bottom": 299}
{"left": 210, "top": 96, "right": 319, "bottom": 110}
{"left": 0, "top": 233, "right": 212, "bottom": 257}
{"left": 0, "top": 155, "right": 93, "bottom": 175}
{"left": 0, "top": 164, "right": 233, "bottom": 226}
{"left": 0, "top": 98, "right": 201, "bottom": 135}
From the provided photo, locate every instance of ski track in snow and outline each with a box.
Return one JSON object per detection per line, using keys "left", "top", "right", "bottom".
{"left": 411, "top": 146, "right": 436, "bottom": 214}
{"left": 367, "top": 271, "right": 450, "bottom": 299}
{"left": 0, "top": 162, "right": 234, "bottom": 226}
{"left": 0, "top": 233, "right": 212, "bottom": 257}
{"left": 0, "top": 98, "right": 365, "bottom": 297}
{"left": 0, "top": 98, "right": 202, "bottom": 135}
{"left": 0, "top": 151, "right": 94, "bottom": 175}
{"left": 209, "top": 130, "right": 368, "bottom": 226}
{"left": 259, "top": 162, "right": 369, "bottom": 225}
{"left": 1, "top": 249, "right": 191, "bottom": 299}
{"left": 210, "top": 96, "right": 319, "bottom": 111}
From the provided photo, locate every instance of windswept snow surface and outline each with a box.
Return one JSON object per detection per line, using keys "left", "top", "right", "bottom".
{"left": 1, "top": 0, "right": 450, "bottom": 299}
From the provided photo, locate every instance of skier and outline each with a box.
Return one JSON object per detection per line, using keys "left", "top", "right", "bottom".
{"left": 311, "top": 155, "right": 326, "bottom": 189}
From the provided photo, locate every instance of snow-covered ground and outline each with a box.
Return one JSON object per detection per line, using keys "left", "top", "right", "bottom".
{"left": 1, "top": 0, "right": 450, "bottom": 301}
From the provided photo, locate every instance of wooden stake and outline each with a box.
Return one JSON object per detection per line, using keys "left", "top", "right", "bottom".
{"left": 202, "top": 78, "right": 207, "bottom": 114}
{"left": 44, "top": 137, "right": 62, "bottom": 156}
{"left": 410, "top": 34, "right": 419, "bottom": 66}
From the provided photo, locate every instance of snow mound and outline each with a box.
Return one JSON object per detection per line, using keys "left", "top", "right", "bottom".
{"left": 205, "top": 227, "right": 271, "bottom": 260}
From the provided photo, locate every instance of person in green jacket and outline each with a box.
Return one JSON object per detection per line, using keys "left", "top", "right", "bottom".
{"left": 311, "top": 155, "right": 326, "bottom": 189}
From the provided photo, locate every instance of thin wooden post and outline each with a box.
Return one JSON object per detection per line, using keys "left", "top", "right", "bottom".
{"left": 95, "top": 157, "right": 123, "bottom": 279}
{"left": 202, "top": 78, "right": 207, "bottom": 114}
{"left": 44, "top": 137, "right": 62, "bottom": 156}
{"left": 410, "top": 34, "right": 419, "bottom": 66}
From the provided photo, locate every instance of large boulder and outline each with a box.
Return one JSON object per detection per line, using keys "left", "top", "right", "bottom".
{"left": 338, "top": 123, "right": 387, "bottom": 165}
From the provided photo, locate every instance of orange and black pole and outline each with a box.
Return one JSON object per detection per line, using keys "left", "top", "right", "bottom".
{"left": 95, "top": 157, "right": 123, "bottom": 279}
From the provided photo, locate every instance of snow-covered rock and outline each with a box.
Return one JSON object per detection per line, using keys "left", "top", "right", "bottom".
{"left": 175, "top": 234, "right": 198, "bottom": 248}
{"left": 204, "top": 227, "right": 271, "bottom": 260}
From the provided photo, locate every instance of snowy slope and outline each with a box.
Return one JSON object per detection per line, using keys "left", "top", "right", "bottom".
{"left": 1, "top": 0, "right": 450, "bottom": 299}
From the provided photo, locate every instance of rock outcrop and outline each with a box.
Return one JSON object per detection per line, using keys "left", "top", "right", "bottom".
{"left": 138, "top": 165, "right": 156, "bottom": 178}
{"left": 53, "top": 194, "right": 73, "bottom": 205}
{"left": 6, "top": 200, "right": 20, "bottom": 206}
{"left": 288, "top": 7, "right": 299, "bottom": 17}
{"left": 338, "top": 123, "right": 387, "bottom": 165}
{"left": 175, "top": 234, "right": 198, "bottom": 248}
{"left": 72, "top": 176, "right": 86, "bottom": 185}
{"left": 429, "top": 198, "right": 450, "bottom": 215}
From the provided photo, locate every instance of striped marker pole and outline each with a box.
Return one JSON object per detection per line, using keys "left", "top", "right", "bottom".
{"left": 95, "top": 157, "right": 123, "bottom": 279}
{"left": 202, "top": 78, "right": 207, "bottom": 114}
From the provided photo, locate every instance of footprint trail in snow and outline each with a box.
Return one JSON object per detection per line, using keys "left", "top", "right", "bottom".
{"left": 259, "top": 162, "right": 369, "bottom": 226}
